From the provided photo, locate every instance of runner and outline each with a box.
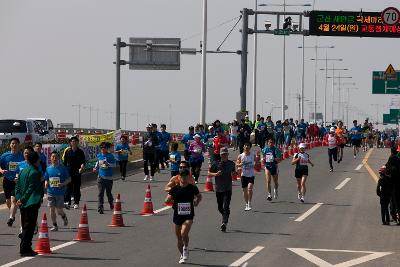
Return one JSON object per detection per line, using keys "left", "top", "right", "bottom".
{"left": 63, "top": 136, "right": 86, "bottom": 209}
{"left": 212, "top": 130, "right": 229, "bottom": 164}
{"left": 230, "top": 120, "right": 239, "bottom": 151}
{"left": 93, "top": 142, "right": 116, "bottom": 214}
{"left": 115, "top": 135, "right": 132, "bottom": 180}
{"left": 143, "top": 123, "right": 158, "bottom": 181}
{"left": 292, "top": 143, "right": 314, "bottom": 203}
{"left": 168, "top": 142, "right": 181, "bottom": 177}
{"left": 261, "top": 138, "right": 282, "bottom": 201}
{"left": 236, "top": 141, "right": 255, "bottom": 211}
{"left": 208, "top": 147, "right": 236, "bottom": 232}
{"left": 335, "top": 121, "right": 346, "bottom": 163}
{"left": 165, "top": 164, "right": 202, "bottom": 264}
{"left": 349, "top": 120, "right": 362, "bottom": 159}
{"left": 159, "top": 124, "right": 172, "bottom": 170}
{"left": 34, "top": 142, "right": 47, "bottom": 174}
{"left": 0, "top": 138, "right": 24, "bottom": 227}
{"left": 188, "top": 134, "right": 206, "bottom": 183}
{"left": 204, "top": 125, "right": 216, "bottom": 165}
{"left": 181, "top": 126, "right": 195, "bottom": 162}
{"left": 326, "top": 127, "right": 338, "bottom": 172}
{"left": 44, "top": 152, "right": 70, "bottom": 231}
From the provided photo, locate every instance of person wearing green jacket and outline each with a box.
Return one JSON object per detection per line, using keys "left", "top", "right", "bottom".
{"left": 15, "top": 152, "right": 43, "bottom": 257}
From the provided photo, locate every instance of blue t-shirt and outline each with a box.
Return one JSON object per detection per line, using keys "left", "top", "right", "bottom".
{"left": 16, "top": 160, "right": 29, "bottom": 175}
{"left": 204, "top": 132, "right": 216, "bottom": 148}
{"left": 44, "top": 164, "right": 69, "bottom": 196}
{"left": 0, "top": 151, "right": 24, "bottom": 181}
{"left": 297, "top": 123, "right": 307, "bottom": 136}
{"left": 115, "top": 143, "right": 130, "bottom": 161}
{"left": 261, "top": 146, "right": 282, "bottom": 167}
{"left": 169, "top": 151, "right": 181, "bottom": 172}
{"left": 275, "top": 124, "right": 283, "bottom": 135}
{"left": 182, "top": 133, "right": 194, "bottom": 150}
{"left": 350, "top": 127, "right": 362, "bottom": 140}
{"left": 96, "top": 153, "right": 116, "bottom": 178}
{"left": 159, "top": 131, "right": 171, "bottom": 151}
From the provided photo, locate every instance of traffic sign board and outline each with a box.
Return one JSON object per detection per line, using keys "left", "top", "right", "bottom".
{"left": 385, "top": 64, "right": 397, "bottom": 80}
{"left": 273, "top": 29, "right": 290, "bottom": 36}
{"left": 382, "top": 7, "right": 400, "bottom": 26}
{"left": 383, "top": 113, "right": 398, "bottom": 124}
{"left": 372, "top": 71, "right": 400, "bottom": 94}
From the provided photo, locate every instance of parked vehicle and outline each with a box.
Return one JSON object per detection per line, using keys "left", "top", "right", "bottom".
{"left": 27, "top": 118, "right": 56, "bottom": 142}
{"left": 0, "top": 119, "right": 42, "bottom": 145}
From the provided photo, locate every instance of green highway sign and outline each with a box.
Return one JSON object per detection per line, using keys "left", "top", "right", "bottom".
{"left": 390, "top": 109, "right": 400, "bottom": 117}
{"left": 383, "top": 114, "right": 398, "bottom": 124}
{"left": 372, "top": 71, "right": 400, "bottom": 94}
{"left": 273, "top": 29, "right": 290, "bottom": 36}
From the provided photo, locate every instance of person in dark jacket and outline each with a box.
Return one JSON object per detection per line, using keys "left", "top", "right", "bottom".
{"left": 143, "top": 123, "right": 159, "bottom": 181}
{"left": 238, "top": 119, "right": 252, "bottom": 154}
{"left": 377, "top": 165, "right": 393, "bottom": 225}
{"left": 15, "top": 152, "right": 43, "bottom": 257}
{"left": 386, "top": 146, "right": 400, "bottom": 223}
{"left": 63, "top": 136, "right": 86, "bottom": 209}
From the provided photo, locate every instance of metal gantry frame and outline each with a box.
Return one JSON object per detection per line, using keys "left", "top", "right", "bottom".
{"left": 240, "top": 8, "right": 310, "bottom": 120}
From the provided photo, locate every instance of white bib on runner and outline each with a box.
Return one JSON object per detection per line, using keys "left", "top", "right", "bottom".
{"left": 264, "top": 153, "right": 274, "bottom": 163}
{"left": 177, "top": 202, "right": 191, "bottom": 215}
{"left": 8, "top": 162, "right": 18, "bottom": 172}
{"left": 49, "top": 177, "right": 61, "bottom": 188}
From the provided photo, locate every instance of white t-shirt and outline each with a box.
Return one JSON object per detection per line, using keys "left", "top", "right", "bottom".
{"left": 239, "top": 152, "right": 255, "bottom": 177}
{"left": 295, "top": 152, "right": 310, "bottom": 167}
{"left": 328, "top": 135, "right": 337, "bottom": 149}
{"left": 230, "top": 125, "right": 238, "bottom": 136}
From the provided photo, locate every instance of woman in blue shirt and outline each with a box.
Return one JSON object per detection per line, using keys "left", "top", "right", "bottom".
{"left": 115, "top": 135, "right": 132, "bottom": 180}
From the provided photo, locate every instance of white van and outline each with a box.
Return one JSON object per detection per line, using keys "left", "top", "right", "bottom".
{"left": 0, "top": 119, "right": 42, "bottom": 145}
{"left": 26, "top": 118, "right": 56, "bottom": 142}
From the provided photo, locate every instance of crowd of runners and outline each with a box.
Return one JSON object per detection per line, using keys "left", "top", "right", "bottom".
{"left": 1, "top": 115, "right": 399, "bottom": 262}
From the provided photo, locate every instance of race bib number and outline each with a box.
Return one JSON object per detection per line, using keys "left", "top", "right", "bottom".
{"left": 177, "top": 202, "right": 191, "bottom": 215}
{"left": 99, "top": 160, "right": 108, "bottom": 169}
{"left": 264, "top": 154, "right": 274, "bottom": 163}
{"left": 170, "top": 154, "right": 176, "bottom": 161}
{"left": 8, "top": 162, "right": 18, "bottom": 172}
{"left": 300, "top": 158, "right": 308, "bottom": 165}
{"left": 121, "top": 149, "right": 129, "bottom": 155}
{"left": 49, "top": 177, "right": 60, "bottom": 188}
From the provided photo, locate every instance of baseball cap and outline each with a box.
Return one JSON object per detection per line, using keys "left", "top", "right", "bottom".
{"left": 146, "top": 123, "right": 152, "bottom": 128}
{"left": 208, "top": 125, "right": 214, "bottom": 130}
{"left": 220, "top": 147, "right": 229, "bottom": 155}
{"left": 299, "top": 143, "right": 306, "bottom": 149}
{"left": 194, "top": 134, "right": 201, "bottom": 138}
{"left": 330, "top": 127, "right": 336, "bottom": 132}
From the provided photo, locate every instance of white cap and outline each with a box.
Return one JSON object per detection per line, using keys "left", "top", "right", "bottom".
{"left": 146, "top": 123, "right": 152, "bottom": 128}
{"left": 330, "top": 127, "right": 336, "bottom": 132}
{"left": 194, "top": 134, "right": 201, "bottom": 138}
{"left": 299, "top": 143, "right": 307, "bottom": 149}
{"left": 208, "top": 125, "right": 214, "bottom": 130}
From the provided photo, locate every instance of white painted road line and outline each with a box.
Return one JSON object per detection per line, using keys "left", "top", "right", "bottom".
{"left": 0, "top": 241, "right": 77, "bottom": 267}
{"left": 153, "top": 206, "right": 171, "bottom": 214}
{"left": 229, "top": 246, "right": 264, "bottom": 267}
{"left": 335, "top": 178, "right": 351, "bottom": 190}
{"left": 295, "top": 203, "right": 323, "bottom": 222}
{"left": 355, "top": 164, "right": 363, "bottom": 171}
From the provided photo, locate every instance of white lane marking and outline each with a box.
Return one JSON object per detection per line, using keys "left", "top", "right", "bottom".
{"left": 355, "top": 164, "right": 363, "bottom": 171}
{"left": 229, "top": 246, "right": 264, "bottom": 267}
{"left": 335, "top": 178, "right": 351, "bottom": 190}
{"left": 288, "top": 248, "right": 393, "bottom": 267}
{"left": 295, "top": 203, "right": 323, "bottom": 222}
{"left": 241, "top": 263, "right": 248, "bottom": 267}
{"left": 0, "top": 241, "right": 77, "bottom": 267}
{"left": 153, "top": 206, "right": 171, "bottom": 214}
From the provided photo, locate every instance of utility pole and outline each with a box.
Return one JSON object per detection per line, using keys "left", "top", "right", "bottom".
{"left": 200, "top": 0, "right": 207, "bottom": 125}
{"left": 72, "top": 104, "right": 81, "bottom": 128}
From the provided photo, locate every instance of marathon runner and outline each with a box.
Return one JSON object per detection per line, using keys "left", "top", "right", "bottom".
{"left": 326, "top": 127, "right": 338, "bottom": 172}
{"left": 349, "top": 120, "right": 362, "bottom": 159}
{"left": 165, "top": 164, "right": 202, "bottom": 264}
{"left": 292, "top": 143, "right": 314, "bottom": 203}
{"left": 236, "top": 141, "right": 255, "bottom": 211}
{"left": 188, "top": 134, "right": 206, "bottom": 183}
{"left": 335, "top": 121, "right": 346, "bottom": 163}
{"left": 261, "top": 138, "right": 282, "bottom": 201}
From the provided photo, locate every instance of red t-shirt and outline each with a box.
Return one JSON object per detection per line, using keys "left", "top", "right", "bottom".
{"left": 213, "top": 135, "right": 228, "bottom": 155}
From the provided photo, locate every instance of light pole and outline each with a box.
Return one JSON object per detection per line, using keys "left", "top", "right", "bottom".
{"left": 333, "top": 81, "right": 355, "bottom": 122}
{"left": 345, "top": 88, "right": 358, "bottom": 126}
{"left": 200, "top": 0, "right": 207, "bottom": 125}
{"left": 298, "top": 45, "right": 334, "bottom": 122}
{"left": 252, "top": 0, "right": 258, "bottom": 121}
{"left": 72, "top": 104, "right": 81, "bottom": 128}
{"left": 325, "top": 65, "right": 349, "bottom": 123}
{"left": 259, "top": 2, "right": 311, "bottom": 120}
{"left": 82, "top": 105, "right": 93, "bottom": 128}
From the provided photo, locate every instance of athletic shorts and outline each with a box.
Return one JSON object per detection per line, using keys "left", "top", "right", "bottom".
{"left": 47, "top": 195, "right": 65, "bottom": 209}
{"left": 2, "top": 178, "right": 15, "bottom": 199}
{"left": 173, "top": 215, "right": 194, "bottom": 226}
{"left": 295, "top": 168, "right": 308, "bottom": 178}
{"left": 265, "top": 164, "right": 278, "bottom": 176}
{"left": 352, "top": 139, "right": 361, "bottom": 147}
{"left": 241, "top": 176, "right": 255, "bottom": 188}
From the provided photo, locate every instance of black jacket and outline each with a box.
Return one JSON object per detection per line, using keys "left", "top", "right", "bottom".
{"left": 63, "top": 147, "right": 86, "bottom": 174}
{"left": 377, "top": 174, "right": 393, "bottom": 201}
{"left": 143, "top": 131, "right": 159, "bottom": 154}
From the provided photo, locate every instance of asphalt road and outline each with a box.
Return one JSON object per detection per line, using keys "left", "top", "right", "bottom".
{"left": 0, "top": 146, "right": 398, "bottom": 267}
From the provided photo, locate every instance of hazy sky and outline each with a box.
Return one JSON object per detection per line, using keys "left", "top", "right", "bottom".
{"left": 1, "top": 0, "right": 400, "bottom": 132}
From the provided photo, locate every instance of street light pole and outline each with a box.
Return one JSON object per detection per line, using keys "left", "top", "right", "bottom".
{"left": 72, "top": 104, "right": 81, "bottom": 128}
{"left": 252, "top": 0, "right": 258, "bottom": 121}
{"left": 200, "top": 0, "right": 207, "bottom": 125}
{"left": 327, "top": 72, "right": 352, "bottom": 123}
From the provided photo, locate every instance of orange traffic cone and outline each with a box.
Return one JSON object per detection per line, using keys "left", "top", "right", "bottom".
{"left": 283, "top": 146, "right": 289, "bottom": 159}
{"left": 140, "top": 184, "right": 154, "bottom": 215}
{"left": 231, "top": 172, "right": 240, "bottom": 181}
{"left": 35, "top": 212, "right": 51, "bottom": 254}
{"left": 109, "top": 193, "right": 125, "bottom": 227}
{"left": 74, "top": 204, "right": 92, "bottom": 241}
{"left": 288, "top": 145, "right": 294, "bottom": 156}
{"left": 204, "top": 174, "right": 214, "bottom": 192}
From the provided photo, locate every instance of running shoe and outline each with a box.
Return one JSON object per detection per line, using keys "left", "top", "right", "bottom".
{"left": 98, "top": 206, "right": 104, "bottom": 214}
{"left": 220, "top": 223, "right": 227, "bottom": 232}
{"left": 178, "top": 255, "right": 185, "bottom": 264}
{"left": 20, "top": 250, "right": 38, "bottom": 257}
{"left": 7, "top": 217, "right": 15, "bottom": 227}
{"left": 354, "top": 155, "right": 356, "bottom": 159}
{"left": 50, "top": 225, "right": 58, "bottom": 232}
{"left": 298, "top": 192, "right": 302, "bottom": 200}
{"left": 64, "top": 203, "right": 70, "bottom": 210}
{"left": 182, "top": 247, "right": 189, "bottom": 260}
{"left": 62, "top": 215, "right": 68, "bottom": 226}
{"left": 273, "top": 189, "right": 278, "bottom": 199}
{"left": 267, "top": 193, "right": 272, "bottom": 201}
{"left": 329, "top": 168, "right": 333, "bottom": 172}
{"left": 150, "top": 176, "right": 154, "bottom": 181}
{"left": 244, "top": 204, "right": 249, "bottom": 211}
{"left": 144, "top": 175, "right": 149, "bottom": 181}
{"left": 247, "top": 202, "right": 252, "bottom": 211}
{"left": 300, "top": 196, "right": 305, "bottom": 203}
{"left": 73, "top": 204, "right": 79, "bottom": 209}
{"left": 121, "top": 176, "right": 125, "bottom": 181}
